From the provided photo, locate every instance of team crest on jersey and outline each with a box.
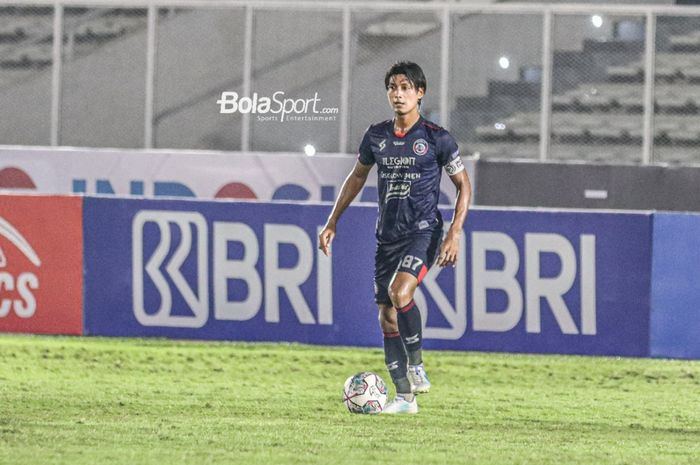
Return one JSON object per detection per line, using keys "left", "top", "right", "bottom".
{"left": 412, "top": 138, "right": 428, "bottom": 156}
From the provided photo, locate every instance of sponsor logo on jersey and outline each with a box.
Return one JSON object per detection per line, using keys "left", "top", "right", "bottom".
{"left": 393, "top": 141, "right": 405, "bottom": 146}
{"left": 378, "top": 139, "right": 386, "bottom": 151}
{"left": 380, "top": 172, "right": 421, "bottom": 180}
{"left": 413, "top": 138, "right": 429, "bottom": 156}
{"left": 385, "top": 181, "right": 411, "bottom": 201}
{"left": 382, "top": 157, "right": 416, "bottom": 168}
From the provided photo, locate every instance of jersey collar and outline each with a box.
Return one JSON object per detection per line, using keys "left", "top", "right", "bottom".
{"left": 392, "top": 115, "right": 423, "bottom": 139}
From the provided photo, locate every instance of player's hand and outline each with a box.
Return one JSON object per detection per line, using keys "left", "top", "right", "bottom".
{"left": 437, "top": 231, "right": 460, "bottom": 267}
{"left": 318, "top": 223, "right": 336, "bottom": 257}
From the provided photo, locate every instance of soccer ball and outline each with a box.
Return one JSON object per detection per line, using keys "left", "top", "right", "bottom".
{"left": 343, "top": 372, "right": 388, "bottom": 414}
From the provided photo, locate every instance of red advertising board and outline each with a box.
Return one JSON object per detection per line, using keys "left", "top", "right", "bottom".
{"left": 0, "top": 195, "right": 83, "bottom": 335}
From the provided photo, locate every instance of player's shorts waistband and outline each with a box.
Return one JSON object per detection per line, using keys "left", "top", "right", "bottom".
{"left": 376, "top": 218, "right": 442, "bottom": 245}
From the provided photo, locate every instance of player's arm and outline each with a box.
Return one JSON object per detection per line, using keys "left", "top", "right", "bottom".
{"left": 437, "top": 168, "right": 472, "bottom": 268}
{"left": 318, "top": 161, "right": 372, "bottom": 256}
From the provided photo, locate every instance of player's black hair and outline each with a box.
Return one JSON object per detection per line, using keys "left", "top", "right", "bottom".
{"left": 384, "top": 61, "right": 427, "bottom": 105}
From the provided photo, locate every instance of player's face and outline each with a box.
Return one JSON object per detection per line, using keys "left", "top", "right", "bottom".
{"left": 386, "top": 75, "right": 424, "bottom": 116}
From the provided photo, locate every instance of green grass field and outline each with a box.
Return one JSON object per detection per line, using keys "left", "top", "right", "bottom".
{"left": 0, "top": 334, "right": 698, "bottom": 465}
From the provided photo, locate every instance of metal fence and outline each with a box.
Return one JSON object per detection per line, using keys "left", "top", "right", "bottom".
{"left": 2, "top": 1, "right": 700, "bottom": 164}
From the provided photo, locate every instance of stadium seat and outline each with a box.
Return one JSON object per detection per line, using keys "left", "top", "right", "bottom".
{"left": 475, "top": 124, "right": 509, "bottom": 141}
{"left": 512, "top": 125, "right": 539, "bottom": 140}
{"left": 72, "top": 16, "right": 143, "bottom": 40}
{"left": 0, "top": 17, "right": 25, "bottom": 37}
{"left": 0, "top": 43, "right": 51, "bottom": 68}
{"left": 363, "top": 20, "right": 438, "bottom": 38}
{"left": 609, "top": 118, "right": 642, "bottom": 131}
{"left": 655, "top": 66, "right": 680, "bottom": 83}
{"left": 655, "top": 118, "right": 682, "bottom": 133}
{"left": 656, "top": 92, "right": 692, "bottom": 112}
{"left": 552, "top": 93, "right": 576, "bottom": 107}
{"left": 589, "top": 126, "right": 624, "bottom": 141}
{"left": 669, "top": 31, "right": 700, "bottom": 52}
{"left": 608, "top": 64, "right": 642, "bottom": 82}
{"left": 617, "top": 93, "right": 643, "bottom": 112}
{"left": 581, "top": 93, "right": 615, "bottom": 111}
{"left": 682, "top": 66, "right": 700, "bottom": 82}
{"left": 667, "top": 128, "right": 700, "bottom": 145}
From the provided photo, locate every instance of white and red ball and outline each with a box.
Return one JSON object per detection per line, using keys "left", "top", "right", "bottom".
{"left": 343, "top": 372, "right": 388, "bottom": 414}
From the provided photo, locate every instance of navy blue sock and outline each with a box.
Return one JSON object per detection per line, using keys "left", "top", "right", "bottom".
{"left": 383, "top": 331, "right": 411, "bottom": 394}
{"left": 397, "top": 300, "right": 423, "bottom": 366}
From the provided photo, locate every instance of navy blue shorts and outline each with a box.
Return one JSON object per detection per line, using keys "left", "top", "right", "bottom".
{"left": 373, "top": 228, "right": 443, "bottom": 305}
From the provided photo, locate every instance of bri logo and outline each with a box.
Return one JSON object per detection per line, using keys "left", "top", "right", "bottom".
{"left": 132, "top": 210, "right": 332, "bottom": 328}
{"left": 132, "top": 211, "right": 208, "bottom": 328}
{"left": 415, "top": 231, "right": 597, "bottom": 339}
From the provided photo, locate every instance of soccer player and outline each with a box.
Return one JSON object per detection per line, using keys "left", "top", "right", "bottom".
{"left": 318, "top": 62, "right": 471, "bottom": 414}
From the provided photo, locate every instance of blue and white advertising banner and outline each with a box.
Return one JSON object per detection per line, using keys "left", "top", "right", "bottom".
{"left": 84, "top": 198, "right": 653, "bottom": 356}
{"left": 425, "top": 209, "right": 653, "bottom": 357}
{"left": 651, "top": 213, "right": 700, "bottom": 359}
{"left": 84, "top": 198, "right": 380, "bottom": 346}
{"left": 0, "top": 147, "right": 475, "bottom": 205}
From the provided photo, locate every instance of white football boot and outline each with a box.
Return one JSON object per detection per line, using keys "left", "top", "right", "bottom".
{"left": 408, "top": 364, "right": 431, "bottom": 394}
{"left": 382, "top": 395, "right": 418, "bottom": 414}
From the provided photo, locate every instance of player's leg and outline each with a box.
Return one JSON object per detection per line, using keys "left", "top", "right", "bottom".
{"left": 377, "top": 303, "right": 412, "bottom": 396}
{"left": 388, "top": 271, "right": 421, "bottom": 364}
{"left": 389, "top": 228, "right": 443, "bottom": 394}
{"left": 378, "top": 302, "right": 417, "bottom": 414}
{"left": 375, "top": 241, "right": 418, "bottom": 414}
{"left": 388, "top": 271, "right": 430, "bottom": 394}
{"left": 374, "top": 241, "right": 411, "bottom": 391}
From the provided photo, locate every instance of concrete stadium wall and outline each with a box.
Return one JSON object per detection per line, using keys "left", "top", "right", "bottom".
{"left": 475, "top": 159, "right": 700, "bottom": 212}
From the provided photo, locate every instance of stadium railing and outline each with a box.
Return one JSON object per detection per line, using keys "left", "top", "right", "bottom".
{"left": 1, "top": 1, "right": 700, "bottom": 164}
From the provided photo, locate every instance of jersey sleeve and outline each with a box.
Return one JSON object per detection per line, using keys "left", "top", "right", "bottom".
{"left": 437, "top": 131, "right": 464, "bottom": 176}
{"left": 357, "top": 128, "right": 375, "bottom": 166}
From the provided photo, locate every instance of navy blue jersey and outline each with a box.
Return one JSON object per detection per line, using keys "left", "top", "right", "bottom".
{"left": 358, "top": 116, "right": 464, "bottom": 243}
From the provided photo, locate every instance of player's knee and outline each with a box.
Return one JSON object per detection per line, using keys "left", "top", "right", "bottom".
{"left": 388, "top": 283, "right": 413, "bottom": 309}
